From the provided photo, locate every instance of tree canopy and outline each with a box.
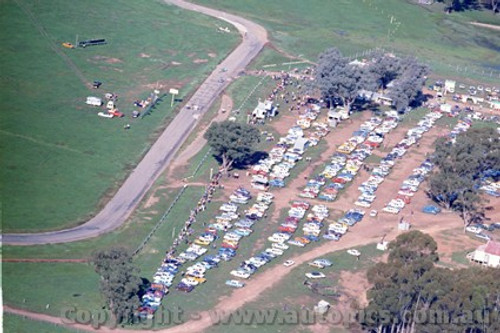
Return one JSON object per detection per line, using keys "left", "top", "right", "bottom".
{"left": 362, "top": 231, "right": 500, "bottom": 333}
{"left": 204, "top": 120, "right": 261, "bottom": 171}
{"left": 315, "top": 48, "right": 374, "bottom": 113}
{"left": 90, "top": 247, "right": 142, "bottom": 324}
{"left": 428, "top": 127, "right": 500, "bottom": 226}
{"left": 315, "top": 47, "right": 428, "bottom": 113}
{"left": 387, "top": 56, "right": 429, "bottom": 112}
{"left": 437, "top": 0, "right": 498, "bottom": 13}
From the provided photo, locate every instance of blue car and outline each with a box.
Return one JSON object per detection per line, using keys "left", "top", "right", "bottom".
{"left": 422, "top": 205, "right": 441, "bottom": 215}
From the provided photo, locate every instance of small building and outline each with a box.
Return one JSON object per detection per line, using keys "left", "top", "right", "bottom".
{"left": 445, "top": 80, "right": 456, "bottom": 94}
{"left": 468, "top": 241, "right": 500, "bottom": 268}
{"left": 440, "top": 103, "right": 452, "bottom": 113}
{"left": 373, "top": 93, "right": 393, "bottom": 106}
{"left": 252, "top": 100, "right": 277, "bottom": 120}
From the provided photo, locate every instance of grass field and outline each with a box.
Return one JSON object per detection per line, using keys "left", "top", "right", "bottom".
{"left": 0, "top": 0, "right": 238, "bottom": 232}
{"left": 2, "top": 262, "right": 102, "bottom": 316}
{"left": 195, "top": 0, "right": 500, "bottom": 82}
{"left": 3, "top": 313, "right": 78, "bottom": 333}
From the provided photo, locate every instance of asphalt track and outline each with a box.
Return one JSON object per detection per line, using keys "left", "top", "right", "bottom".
{"left": 2, "top": 0, "right": 268, "bottom": 245}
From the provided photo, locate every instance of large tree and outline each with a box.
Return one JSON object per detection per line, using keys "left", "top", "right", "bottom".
{"left": 204, "top": 120, "right": 260, "bottom": 171}
{"left": 91, "top": 247, "right": 142, "bottom": 324}
{"left": 370, "top": 51, "right": 402, "bottom": 92}
{"left": 362, "top": 232, "right": 500, "bottom": 333}
{"left": 315, "top": 47, "right": 373, "bottom": 113}
{"left": 428, "top": 128, "right": 499, "bottom": 228}
{"left": 388, "top": 56, "right": 429, "bottom": 112}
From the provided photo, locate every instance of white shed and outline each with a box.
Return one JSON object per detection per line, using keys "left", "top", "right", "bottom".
{"left": 469, "top": 241, "right": 500, "bottom": 268}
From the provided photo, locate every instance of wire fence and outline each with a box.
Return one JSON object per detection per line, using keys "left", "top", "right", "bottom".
{"left": 345, "top": 47, "right": 500, "bottom": 80}
{"left": 132, "top": 185, "right": 188, "bottom": 257}
{"left": 233, "top": 75, "right": 270, "bottom": 113}
{"left": 133, "top": 145, "right": 214, "bottom": 256}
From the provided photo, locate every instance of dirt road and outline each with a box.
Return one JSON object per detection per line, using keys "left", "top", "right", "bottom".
{"left": 3, "top": 0, "right": 268, "bottom": 245}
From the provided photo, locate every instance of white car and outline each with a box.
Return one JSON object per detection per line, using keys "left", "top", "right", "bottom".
{"left": 230, "top": 270, "right": 251, "bottom": 279}
{"left": 283, "top": 260, "right": 295, "bottom": 267}
{"left": 370, "top": 210, "right": 378, "bottom": 217}
{"left": 287, "top": 239, "right": 306, "bottom": 247}
{"left": 465, "top": 226, "right": 482, "bottom": 234}
{"left": 225, "top": 280, "right": 245, "bottom": 288}
{"left": 181, "top": 277, "right": 199, "bottom": 286}
{"left": 308, "top": 261, "right": 325, "bottom": 269}
{"left": 355, "top": 200, "right": 371, "bottom": 208}
{"left": 272, "top": 242, "right": 289, "bottom": 250}
{"left": 305, "top": 272, "right": 326, "bottom": 279}
{"left": 266, "top": 248, "right": 284, "bottom": 256}
{"left": 268, "top": 235, "right": 285, "bottom": 243}
{"left": 382, "top": 206, "right": 400, "bottom": 214}
{"left": 347, "top": 249, "right": 361, "bottom": 256}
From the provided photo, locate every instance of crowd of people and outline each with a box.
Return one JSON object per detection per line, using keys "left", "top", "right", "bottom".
{"left": 165, "top": 171, "right": 224, "bottom": 257}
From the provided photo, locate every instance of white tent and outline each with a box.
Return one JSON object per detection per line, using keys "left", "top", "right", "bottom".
{"left": 293, "top": 137, "right": 309, "bottom": 154}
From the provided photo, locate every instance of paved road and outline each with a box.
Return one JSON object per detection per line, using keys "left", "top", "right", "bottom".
{"left": 2, "top": 0, "right": 268, "bottom": 245}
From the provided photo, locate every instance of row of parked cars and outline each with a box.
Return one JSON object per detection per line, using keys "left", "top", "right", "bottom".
{"left": 140, "top": 186, "right": 267, "bottom": 317}
{"left": 228, "top": 112, "right": 398, "bottom": 282}
{"left": 226, "top": 104, "right": 344, "bottom": 285}
{"left": 230, "top": 201, "right": 315, "bottom": 280}
{"left": 251, "top": 122, "right": 330, "bottom": 189}
{"left": 383, "top": 116, "right": 471, "bottom": 215}
{"left": 300, "top": 112, "right": 401, "bottom": 203}
{"left": 362, "top": 111, "right": 442, "bottom": 214}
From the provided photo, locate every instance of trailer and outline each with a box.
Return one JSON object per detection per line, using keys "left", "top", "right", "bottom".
{"left": 78, "top": 39, "right": 107, "bottom": 48}
{"left": 86, "top": 96, "right": 102, "bottom": 106}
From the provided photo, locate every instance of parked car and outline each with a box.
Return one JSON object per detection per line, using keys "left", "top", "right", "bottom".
{"left": 476, "top": 233, "right": 491, "bottom": 241}
{"left": 466, "top": 226, "right": 482, "bottom": 234}
{"left": 347, "top": 249, "right": 361, "bottom": 256}
{"left": 305, "top": 271, "right": 326, "bottom": 279}
{"left": 309, "top": 261, "right": 325, "bottom": 269}
{"left": 314, "top": 259, "right": 333, "bottom": 267}
{"left": 225, "top": 280, "right": 245, "bottom": 288}
{"left": 422, "top": 205, "right": 441, "bottom": 215}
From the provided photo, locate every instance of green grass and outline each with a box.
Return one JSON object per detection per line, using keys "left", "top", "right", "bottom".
{"left": 1, "top": 184, "right": 189, "bottom": 260}
{"left": 194, "top": 0, "right": 500, "bottom": 83}
{"left": 3, "top": 313, "right": 79, "bottom": 333}
{"left": 451, "top": 249, "right": 474, "bottom": 266}
{"left": 2, "top": 262, "right": 103, "bottom": 317}
{"left": 0, "top": 0, "right": 238, "bottom": 232}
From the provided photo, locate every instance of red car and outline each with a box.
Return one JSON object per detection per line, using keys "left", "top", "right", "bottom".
{"left": 221, "top": 242, "right": 238, "bottom": 250}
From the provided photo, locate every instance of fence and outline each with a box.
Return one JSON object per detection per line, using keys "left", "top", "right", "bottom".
{"left": 133, "top": 185, "right": 188, "bottom": 256}
{"left": 346, "top": 47, "right": 500, "bottom": 81}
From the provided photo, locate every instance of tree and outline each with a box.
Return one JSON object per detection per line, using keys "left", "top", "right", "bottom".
{"left": 388, "top": 230, "right": 438, "bottom": 264}
{"left": 428, "top": 128, "right": 499, "bottom": 228}
{"left": 204, "top": 121, "right": 260, "bottom": 172}
{"left": 491, "top": 0, "right": 499, "bottom": 12}
{"left": 369, "top": 52, "right": 402, "bottom": 92}
{"left": 315, "top": 48, "right": 373, "bottom": 113}
{"left": 362, "top": 232, "right": 500, "bottom": 333}
{"left": 388, "top": 56, "right": 429, "bottom": 112}
{"left": 91, "top": 247, "right": 142, "bottom": 324}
